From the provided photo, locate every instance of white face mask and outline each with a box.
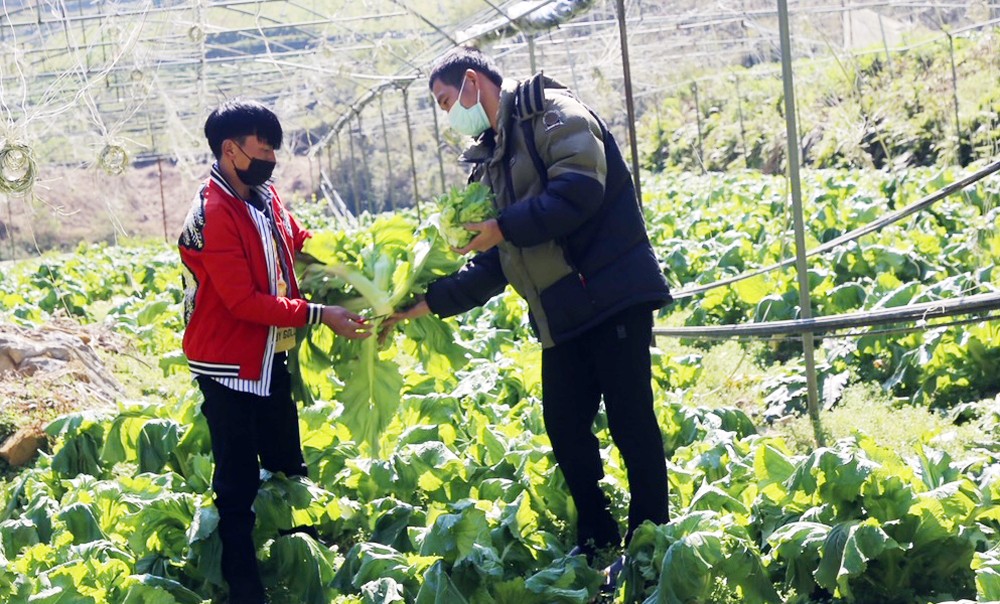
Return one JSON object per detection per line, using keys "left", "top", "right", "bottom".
{"left": 448, "top": 76, "right": 491, "bottom": 138}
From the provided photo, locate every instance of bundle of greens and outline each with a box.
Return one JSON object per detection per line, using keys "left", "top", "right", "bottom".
{"left": 293, "top": 214, "right": 468, "bottom": 455}
{"left": 432, "top": 182, "right": 497, "bottom": 249}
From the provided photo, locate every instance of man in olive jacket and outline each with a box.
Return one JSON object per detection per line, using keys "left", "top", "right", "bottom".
{"left": 392, "top": 46, "right": 671, "bottom": 580}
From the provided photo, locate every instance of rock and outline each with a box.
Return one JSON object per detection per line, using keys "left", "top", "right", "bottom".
{"left": 0, "top": 325, "right": 122, "bottom": 402}
{"left": 0, "top": 426, "right": 46, "bottom": 467}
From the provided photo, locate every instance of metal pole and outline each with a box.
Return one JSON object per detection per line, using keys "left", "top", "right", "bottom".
{"left": 336, "top": 133, "right": 350, "bottom": 207}
{"left": 692, "top": 81, "right": 705, "bottom": 172}
{"left": 4, "top": 195, "right": 15, "bottom": 259}
{"left": 378, "top": 95, "right": 394, "bottom": 212}
{"left": 401, "top": 86, "right": 422, "bottom": 221}
{"left": 157, "top": 157, "right": 168, "bottom": 242}
{"left": 735, "top": 74, "right": 749, "bottom": 169}
{"left": 877, "top": 13, "right": 893, "bottom": 75}
{"left": 356, "top": 112, "right": 372, "bottom": 214}
{"left": 147, "top": 118, "right": 168, "bottom": 242}
{"left": 842, "top": 0, "right": 851, "bottom": 49}
{"left": 306, "top": 148, "right": 316, "bottom": 194}
{"left": 777, "top": 0, "right": 825, "bottom": 448}
{"left": 527, "top": 34, "right": 538, "bottom": 73}
{"left": 565, "top": 36, "right": 581, "bottom": 93}
{"left": 347, "top": 115, "right": 361, "bottom": 216}
{"left": 947, "top": 33, "right": 963, "bottom": 165}
{"left": 429, "top": 91, "right": 447, "bottom": 196}
{"left": 614, "top": 0, "right": 643, "bottom": 206}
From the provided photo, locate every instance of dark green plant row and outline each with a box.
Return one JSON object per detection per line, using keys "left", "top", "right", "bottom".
{"left": 643, "top": 167, "right": 1000, "bottom": 410}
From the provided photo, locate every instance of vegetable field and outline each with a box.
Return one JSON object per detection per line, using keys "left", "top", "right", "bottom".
{"left": 1, "top": 166, "right": 1000, "bottom": 603}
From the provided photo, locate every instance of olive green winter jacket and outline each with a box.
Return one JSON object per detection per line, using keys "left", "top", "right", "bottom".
{"left": 426, "top": 74, "right": 671, "bottom": 347}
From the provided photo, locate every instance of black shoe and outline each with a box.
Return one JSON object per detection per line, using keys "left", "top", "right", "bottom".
{"left": 278, "top": 524, "right": 320, "bottom": 540}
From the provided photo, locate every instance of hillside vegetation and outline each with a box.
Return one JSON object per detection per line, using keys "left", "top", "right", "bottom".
{"left": 638, "top": 31, "right": 1000, "bottom": 173}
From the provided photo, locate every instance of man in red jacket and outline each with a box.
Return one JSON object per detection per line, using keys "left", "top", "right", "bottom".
{"left": 178, "top": 99, "right": 370, "bottom": 604}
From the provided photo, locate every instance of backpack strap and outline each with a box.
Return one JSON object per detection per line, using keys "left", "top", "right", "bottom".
{"left": 520, "top": 119, "right": 549, "bottom": 187}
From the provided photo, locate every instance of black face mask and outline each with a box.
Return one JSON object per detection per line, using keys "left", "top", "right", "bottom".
{"left": 233, "top": 143, "right": 276, "bottom": 187}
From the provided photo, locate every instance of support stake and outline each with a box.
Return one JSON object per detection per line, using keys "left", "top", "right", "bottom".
{"left": 614, "top": 0, "right": 643, "bottom": 206}
{"left": 429, "top": 91, "right": 447, "bottom": 196}
{"left": 527, "top": 34, "right": 538, "bottom": 73}
{"left": 157, "top": 157, "right": 168, "bottom": 242}
{"left": 777, "top": 0, "right": 825, "bottom": 448}
{"left": 401, "top": 86, "right": 422, "bottom": 221}
{"left": 692, "top": 81, "right": 705, "bottom": 172}
{"left": 378, "top": 95, "right": 394, "bottom": 212}
{"left": 947, "top": 33, "right": 963, "bottom": 165}
{"left": 877, "top": 13, "right": 893, "bottom": 75}
{"left": 5, "top": 195, "right": 15, "bottom": 260}
{"left": 357, "top": 112, "right": 372, "bottom": 214}
{"left": 347, "top": 114, "right": 361, "bottom": 216}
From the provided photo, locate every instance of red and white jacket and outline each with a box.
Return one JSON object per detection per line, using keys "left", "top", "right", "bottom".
{"left": 178, "top": 166, "right": 323, "bottom": 381}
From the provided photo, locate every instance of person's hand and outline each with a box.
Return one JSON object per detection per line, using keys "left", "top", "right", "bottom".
{"left": 454, "top": 219, "right": 504, "bottom": 255}
{"left": 320, "top": 305, "right": 372, "bottom": 339}
{"left": 379, "top": 299, "right": 431, "bottom": 344}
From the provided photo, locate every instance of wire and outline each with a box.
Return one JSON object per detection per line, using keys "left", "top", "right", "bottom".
{"left": 653, "top": 291, "right": 1000, "bottom": 340}
{"left": 671, "top": 157, "right": 1000, "bottom": 300}
{"left": 656, "top": 312, "right": 1000, "bottom": 342}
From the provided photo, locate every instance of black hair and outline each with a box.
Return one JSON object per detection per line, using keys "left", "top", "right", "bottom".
{"left": 428, "top": 46, "right": 504, "bottom": 91}
{"left": 204, "top": 99, "right": 283, "bottom": 160}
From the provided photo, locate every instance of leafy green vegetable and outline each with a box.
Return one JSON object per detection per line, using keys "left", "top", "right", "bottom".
{"left": 294, "top": 214, "right": 466, "bottom": 455}
{"left": 431, "top": 183, "right": 496, "bottom": 249}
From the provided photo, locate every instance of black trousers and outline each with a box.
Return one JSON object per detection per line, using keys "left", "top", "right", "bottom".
{"left": 197, "top": 355, "right": 307, "bottom": 604}
{"left": 541, "top": 305, "right": 669, "bottom": 549}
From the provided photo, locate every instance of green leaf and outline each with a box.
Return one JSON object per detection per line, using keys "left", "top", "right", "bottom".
{"left": 261, "top": 534, "right": 338, "bottom": 604}
{"left": 826, "top": 282, "right": 865, "bottom": 312}
{"left": 814, "top": 519, "right": 900, "bottom": 599}
{"left": 656, "top": 532, "right": 725, "bottom": 604}
{"left": 370, "top": 500, "right": 417, "bottom": 551}
{"left": 337, "top": 341, "right": 405, "bottom": 456}
{"left": 415, "top": 560, "right": 470, "bottom": 604}
{"left": 120, "top": 575, "right": 205, "bottom": 604}
{"left": 870, "top": 281, "right": 920, "bottom": 309}
{"left": 56, "top": 502, "right": 104, "bottom": 545}
{"left": 0, "top": 518, "right": 40, "bottom": 559}
{"left": 768, "top": 522, "right": 829, "bottom": 596}
{"left": 523, "top": 554, "right": 602, "bottom": 603}
{"left": 333, "top": 542, "right": 413, "bottom": 593}
{"left": 732, "top": 273, "right": 769, "bottom": 306}
{"left": 754, "top": 294, "right": 795, "bottom": 322}
{"left": 419, "top": 505, "right": 491, "bottom": 566}
{"left": 137, "top": 420, "right": 182, "bottom": 474}
{"left": 360, "top": 577, "right": 406, "bottom": 604}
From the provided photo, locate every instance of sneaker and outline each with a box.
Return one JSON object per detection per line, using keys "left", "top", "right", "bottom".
{"left": 601, "top": 555, "right": 626, "bottom": 593}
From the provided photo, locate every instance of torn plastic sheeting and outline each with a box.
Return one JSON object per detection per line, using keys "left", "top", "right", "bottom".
{"left": 456, "top": 0, "right": 596, "bottom": 44}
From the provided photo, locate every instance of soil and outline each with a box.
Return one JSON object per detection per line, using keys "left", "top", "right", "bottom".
{"left": 0, "top": 318, "right": 126, "bottom": 468}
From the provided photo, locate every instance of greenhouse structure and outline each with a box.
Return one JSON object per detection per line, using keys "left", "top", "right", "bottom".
{"left": 2, "top": 1, "right": 1000, "bottom": 603}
